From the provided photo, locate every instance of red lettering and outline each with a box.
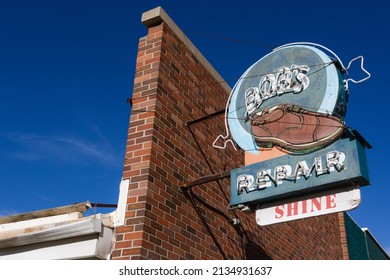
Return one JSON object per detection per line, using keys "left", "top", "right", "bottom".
{"left": 275, "top": 205, "right": 284, "bottom": 219}
{"left": 272, "top": 194, "right": 338, "bottom": 222}
{"left": 326, "top": 194, "right": 336, "bottom": 209}
{"left": 301, "top": 199, "right": 307, "bottom": 214}
{"left": 287, "top": 202, "right": 299, "bottom": 216}
{"left": 310, "top": 197, "right": 322, "bottom": 212}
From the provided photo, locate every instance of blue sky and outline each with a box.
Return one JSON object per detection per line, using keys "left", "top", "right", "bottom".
{"left": 1, "top": 1, "right": 389, "bottom": 254}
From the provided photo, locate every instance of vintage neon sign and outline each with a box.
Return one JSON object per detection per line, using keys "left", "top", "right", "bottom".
{"left": 245, "top": 64, "right": 310, "bottom": 117}
{"left": 237, "top": 150, "right": 345, "bottom": 193}
{"left": 229, "top": 134, "right": 370, "bottom": 208}
{"left": 214, "top": 42, "right": 371, "bottom": 155}
{"left": 220, "top": 43, "right": 371, "bottom": 213}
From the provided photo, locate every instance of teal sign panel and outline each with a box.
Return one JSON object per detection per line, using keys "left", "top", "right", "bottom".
{"left": 230, "top": 134, "right": 370, "bottom": 207}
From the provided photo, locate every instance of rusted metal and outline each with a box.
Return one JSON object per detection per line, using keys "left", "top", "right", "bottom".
{"left": 185, "top": 189, "right": 228, "bottom": 260}
{"left": 185, "top": 109, "right": 225, "bottom": 126}
{"left": 0, "top": 202, "right": 91, "bottom": 225}
{"left": 180, "top": 171, "right": 230, "bottom": 189}
{"left": 89, "top": 203, "right": 117, "bottom": 208}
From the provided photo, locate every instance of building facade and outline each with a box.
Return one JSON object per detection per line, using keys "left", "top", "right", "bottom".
{"left": 1, "top": 6, "right": 388, "bottom": 261}
{"left": 111, "top": 7, "right": 352, "bottom": 260}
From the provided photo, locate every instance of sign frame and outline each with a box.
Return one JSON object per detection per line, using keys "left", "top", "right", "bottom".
{"left": 229, "top": 133, "right": 369, "bottom": 208}
{"left": 255, "top": 185, "right": 361, "bottom": 226}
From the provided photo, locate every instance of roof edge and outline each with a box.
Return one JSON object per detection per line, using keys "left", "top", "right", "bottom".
{"left": 0, "top": 202, "right": 90, "bottom": 225}
{"left": 362, "top": 228, "right": 390, "bottom": 259}
{"left": 141, "top": 6, "right": 231, "bottom": 94}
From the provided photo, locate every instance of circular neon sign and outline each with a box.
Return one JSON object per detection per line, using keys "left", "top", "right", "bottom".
{"left": 227, "top": 43, "right": 348, "bottom": 154}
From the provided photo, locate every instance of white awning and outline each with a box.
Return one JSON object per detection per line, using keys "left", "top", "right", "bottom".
{"left": 0, "top": 215, "right": 114, "bottom": 260}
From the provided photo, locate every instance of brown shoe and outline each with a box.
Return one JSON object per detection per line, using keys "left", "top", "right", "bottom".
{"left": 251, "top": 104, "right": 345, "bottom": 153}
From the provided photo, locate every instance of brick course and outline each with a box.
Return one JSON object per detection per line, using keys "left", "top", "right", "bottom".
{"left": 112, "top": 12, "right": 347, "bottom": 260}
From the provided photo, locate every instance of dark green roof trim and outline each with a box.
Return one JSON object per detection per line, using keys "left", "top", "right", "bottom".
{"left": 344, "top": 212, "right": 389, "bottom": 260}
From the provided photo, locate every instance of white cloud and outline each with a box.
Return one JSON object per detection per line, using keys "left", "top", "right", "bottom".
{"left": 29, "top": 193, "right": 54, "bottom": 203}
{"left": 5, "top": 132, "right": 121, "bottom": 166}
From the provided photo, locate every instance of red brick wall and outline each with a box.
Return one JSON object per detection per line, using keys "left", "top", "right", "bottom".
{"left": 111, "top": 19, "right": 347, "bottom": 260}
{"left": 338, "top": 212, "right": 350, "bottom": 259}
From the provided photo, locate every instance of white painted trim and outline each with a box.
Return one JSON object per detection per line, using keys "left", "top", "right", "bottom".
{"left": 0, "top": 217, "right": 100, "bottom": 249}
{"left": 0, "top": 212, "right": 81, "bottom": 232}
{"left": 0, "top": 216, "right": 114, "bottom": 260}
{"left": 114, "top": 179, "right": 129, "bottom": 226}
{"left": 0, "top": 236, "right": 100, "bottom": 260}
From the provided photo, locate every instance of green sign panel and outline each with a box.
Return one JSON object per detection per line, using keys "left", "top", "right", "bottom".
{"left": 230, "top": 133, "right": 370, "bottom": 208}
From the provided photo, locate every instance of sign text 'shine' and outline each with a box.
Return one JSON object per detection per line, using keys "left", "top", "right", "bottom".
{"left": 275, "top": 194, "right": 336, "bottom": 219}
